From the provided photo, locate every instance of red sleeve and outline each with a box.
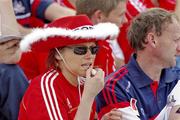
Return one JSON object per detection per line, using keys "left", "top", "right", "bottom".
{"left": 62, "top": 0, "right": 75, "bottom": 10}
{"left": 30, "top": 0, "right": 53, "bottom": 19}
{"left": 18, "top": 77, "right": 51, "bottom": 120}
{"left": 31, "top": 0, "right": 41, "bottom": 16}
{"left": 18, "top": 76, "right": 70, "bottom": 120}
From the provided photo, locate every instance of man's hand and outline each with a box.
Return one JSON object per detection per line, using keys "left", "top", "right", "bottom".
{"left": 102, "top": 108, "right": 122, "bottom": 120}
{"left": 0, "top": 39, "right": 21, "bottom": 64}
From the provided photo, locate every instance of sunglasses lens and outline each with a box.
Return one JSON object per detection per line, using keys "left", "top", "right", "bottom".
{"left": 74, "top": 47, "right": 87, "bottom": 55}
{"left": 73, "top": 46, "right": 99, "bottom": 55}
{"left": 90, "top": 46, "right": 99, "bottom": 54}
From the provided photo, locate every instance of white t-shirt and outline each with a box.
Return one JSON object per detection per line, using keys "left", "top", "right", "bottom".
{"left": 155, "top": 80, "right": 180, "bottom": 120}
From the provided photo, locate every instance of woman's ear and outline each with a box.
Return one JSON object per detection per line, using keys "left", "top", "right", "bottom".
{"left": 55, "top": 53, "right": 62, "bottom": 61}
{"left": 55, "top": 49, "right": 63, "bottom": 61}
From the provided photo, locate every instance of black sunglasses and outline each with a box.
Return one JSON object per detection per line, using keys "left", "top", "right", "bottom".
{"left": 67, "top": 45, "right": 99, "bottom": 55}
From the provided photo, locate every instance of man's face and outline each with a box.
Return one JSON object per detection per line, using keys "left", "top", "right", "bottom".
{"left": 155, "top": 18, "right": 180, "bottom": 68}
{"left": 101, "top": 1, "right": 127, "bottom": 28}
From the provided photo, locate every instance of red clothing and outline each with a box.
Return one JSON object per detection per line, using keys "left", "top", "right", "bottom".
{"left": 94, "top": 41, "right": 115, "bottom": 76}
{"left": 19, "top": 51, "right": 49, "bottom": 80}
{"left": 14, "top": 0, "right": 52, "bottom": 28}
{"left": 118, "top": 0, "right": 155, "bottom": 63}
{"left": 158, "top": 0, "right": 175, "bottom": 11}
{"left": 18, "top": 69, "right": 96, "bottom": 120}
{"left": 54, "top": 0, "right": 75, "bottom": 10}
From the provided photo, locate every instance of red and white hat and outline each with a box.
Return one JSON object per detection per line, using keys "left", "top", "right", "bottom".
{"left": 20, "top": 15, "right": 119, "bottom": 52}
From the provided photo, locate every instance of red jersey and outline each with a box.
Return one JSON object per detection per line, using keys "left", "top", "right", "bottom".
{"left": 18, "top": 69, "right": 96, "bottom": 120}
{"left": 94, "top": 41, "right": 116, "bottom": 76}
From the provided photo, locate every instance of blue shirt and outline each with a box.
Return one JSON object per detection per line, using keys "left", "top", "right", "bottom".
{"left": 96, "top": 54, "right": 180, "bottom": 120}
{"left": 0, "top": 64, "right": 29, "bottom": 120}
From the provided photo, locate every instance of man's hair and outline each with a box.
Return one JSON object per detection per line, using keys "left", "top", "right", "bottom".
{"left": 128, "top": 8, "right": 177, "bottom": 51}
{"left": 76, "top": 0, "right": 125, "bottom": 17}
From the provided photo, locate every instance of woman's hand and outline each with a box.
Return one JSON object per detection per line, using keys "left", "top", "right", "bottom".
{"left": 83, "top": 67, "right": 105, "bottom": 99}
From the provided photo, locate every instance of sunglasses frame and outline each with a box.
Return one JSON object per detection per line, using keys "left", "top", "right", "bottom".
{"left": 66, "top": 45, "right": 99, "bottom": 55}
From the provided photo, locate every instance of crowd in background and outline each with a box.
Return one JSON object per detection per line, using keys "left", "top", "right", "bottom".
{"left": 0, "top": 0, "right": 180, "bottom": 120}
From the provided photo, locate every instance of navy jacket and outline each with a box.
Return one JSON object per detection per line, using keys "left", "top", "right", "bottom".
{"left": 96, "top": 54, "right": 180, "bottom": 120}
{"left": 0, "top": 64, "right": 29, "bottom": 120}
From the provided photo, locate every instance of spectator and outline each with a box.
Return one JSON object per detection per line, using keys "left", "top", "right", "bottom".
{"left": 118, "top": 0, "right": 180, "bottom": 66}
{"left": 10, "top": 0, "right": 76, "bottom": 80}
{"left": 76, "top": 0, "right": 127, "bottom": 75}
{"left": 0, "top": 1, "right": 29, "bottom": 119}
{"left": 117, "top": 0, "right": 155, "bottom": 63}
{"left": 95, "top": 8, "right": 180, "bottom": 120}
{"left": 18, "top": 15, "right": 119, "bottom": 120}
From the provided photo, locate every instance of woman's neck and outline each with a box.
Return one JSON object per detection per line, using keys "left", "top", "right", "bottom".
{"left": 61, "top": 68, "right": 78, "bottom": 86}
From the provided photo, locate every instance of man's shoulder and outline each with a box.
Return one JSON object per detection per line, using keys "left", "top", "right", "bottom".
{"left": 0, "top": 64, "right": 22, "bottom": 74}
{"left": 105, "top": 66, "right": 129, "bottom": 82}
{"left": 165, "top": 67, "right": 180, "bottom": 80}
{"left": 103, "top": 66, "right": 132, "bottom": 93}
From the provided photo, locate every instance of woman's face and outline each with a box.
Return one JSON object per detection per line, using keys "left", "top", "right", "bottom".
{"left": 57, "top": 42, "right": 98, "bottom": 77}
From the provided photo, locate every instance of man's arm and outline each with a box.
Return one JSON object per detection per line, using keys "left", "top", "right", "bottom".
{"left": 44, "top": 2, "right": 75, "bottom": 21}
{"left": 0, "top": 0, "right": 20, "bottom": 36}
{"left": 19, "top": 1, "right": 75, "bottom": 36}
{"left": 96, "top": 75, "right": 140, "bottom": 120}
{"left": 0, "top": 0, "right": 22, "bottom": 64}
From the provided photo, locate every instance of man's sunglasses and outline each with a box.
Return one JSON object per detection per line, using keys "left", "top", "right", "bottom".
{"left": 66, "top": 45, "right": 99, "bottom": 55}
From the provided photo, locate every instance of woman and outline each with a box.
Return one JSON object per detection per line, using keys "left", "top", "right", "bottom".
{"left": 18, "top": 15, "right": 119, "bottom": 120}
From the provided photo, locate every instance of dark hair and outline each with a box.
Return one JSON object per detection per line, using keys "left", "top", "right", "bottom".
{"left": 76, "top": 0, "right": 126, "bottom": 17}
{"left": 127, "top": 8, "right": 177, "bottom": 51}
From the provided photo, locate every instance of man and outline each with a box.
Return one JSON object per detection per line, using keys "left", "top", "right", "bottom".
{"left": 96, "top": 8, "right": 180, "bottom": 120}
{"left": 117, "top": 0, "right": 155, "bottom": 64}
{"left": 0, "top": 1, "right": 28, "bottom": 120}
{"left": 76, "top": 0, "right": 127, "bottom": 75}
